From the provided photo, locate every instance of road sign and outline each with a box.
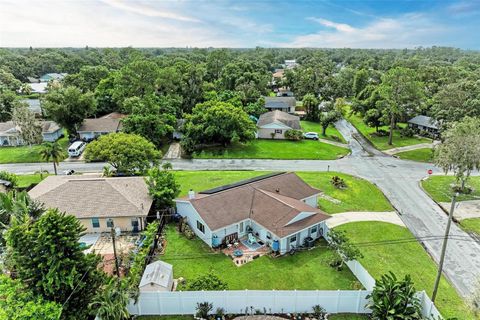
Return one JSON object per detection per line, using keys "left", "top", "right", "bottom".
{"left": 428, "top": 169, "right": 433, "bottom": 175}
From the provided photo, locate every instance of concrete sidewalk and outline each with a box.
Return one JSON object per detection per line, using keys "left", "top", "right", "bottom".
{"left": 384, "top": 142, "right": 438, "bottom": 155}
{"left": 326, "top": 211, "right": 405, "bottom": 228}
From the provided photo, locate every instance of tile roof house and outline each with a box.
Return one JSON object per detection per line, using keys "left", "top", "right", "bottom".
{"left": 77, "top": 113, "right": 124, "bottom": 141}
{"left": 175, "top": 172, "right": 330, "bottom": 254}
{"left": 257, "top": 110, "right": 301, "bottom": 139}
{"left": 29, "top": 175, "right": 153, "bottom": 233}
{"left": 0, "top": 120, "right": 63, "bottom": 146}
{"left": 264, "top": 96, "right": 296, "bottom": 114}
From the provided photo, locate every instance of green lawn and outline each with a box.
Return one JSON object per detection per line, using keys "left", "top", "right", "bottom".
{"left": 173, "top": 171, "right": 393, "bottom": 214}
{"left": 192, "top": 139, "right": 349, "bottom": 160}
{"left": 421, "top": 176, "right": 480, "bottom": 203}
{"left": 16, "top": 173, "right": 49, "bottom": 188}
{"left": 395, "top": 148, "right": 434, "bottom": 163}
{"left": 459, "top": 218, "right": 480, "bottom": 236}
{"left": 300, "top": 120, "right": 346, "bottom": 143}
{"left": 336, "top": 222, "right": 471, "bottom": 319}
{"left": 162, "top": 225, "right": 358, "bottom": 290}
{"left": 346, "top": 112, "right": 430, "bottom": 151}
{"left": 0, "top": 134, "right": 69, "bottom": 164}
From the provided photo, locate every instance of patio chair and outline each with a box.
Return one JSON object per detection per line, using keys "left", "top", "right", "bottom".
{"left": 248, "top": 233, "right": 257, "bottom": 245}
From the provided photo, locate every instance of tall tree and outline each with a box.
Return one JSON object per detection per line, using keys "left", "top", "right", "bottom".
{"left": 435, "top": 117, "right": 480, "bottom": 191}
{"left": 145, "top": 163, "right": 181, "bottom": 210}
{"left": 42, "top": 86, "right": 96, "bottom": 135}
{"left": 112, "top": 60, "right": 159, "bottom": 105}
{"left": 0, "top": 90, "right": 19, "bottom": 122}
{"left": 84, "top": 132, "right": 160, "bottom": 175}
{"left": 5, "top": 209, "right": 106, "bottom": 320}
{"left": 319, "top": 110, "right": 341, "bottom": 136}
{"left": 39, "top": 141, "right": 64, "bottom": 175}
{"left": 378, "top": 67, "right": 424, "bottom": 145}
{"left": 12, "top": 103, "right": 43, "bottom": 146}
{"left": 181, "top": 101, "right": 256, "bottom": 153}
{"left": 121, "top": 95, "right": 176, "bottom": 146}
{"left": 303, "top": 93, "right": 319, "bottom": 122}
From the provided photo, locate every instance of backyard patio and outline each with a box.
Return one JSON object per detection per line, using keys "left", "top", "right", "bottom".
{"left": 221, "top": 234, "right": 271, "bottom": 266}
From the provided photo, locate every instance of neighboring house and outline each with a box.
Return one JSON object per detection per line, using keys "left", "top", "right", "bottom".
{"left": 0, "top": 120, "right": 63, "bottom": 146}
{"left": 264, "top": 96, "right": 296, "bottom": 113}
{"left": 139, "top": 261, "right": 174, "bottom": 292}
{"left": 29, "top": 175, "right": 153, "bottom": 233}
{"left": 41, "top": 121, "right": 63, "bottom": 142}
{"left": 77, "top": 113, "right": 124, "bottom": 141}
{"left": 28, "top": 82, "right": 48, "bottom": 94}
{"left": 407, "top": 115, "right": 440, "bottom": 136}
{"left": 172, "top": 119, "right": 185, "bottom": 140}
{"left": 21, "top": 99, "right": 42, "bottom": 115}
{"left": 39, "top": 73, "right": 67, "bottom": 82}
{"left": 276, "top": 89, "right": 294, "bottom": 97}
{"left": 284, "top": 59, "right": 299, "bottom": 69}
{"left": 257, "top": 110, "right": 301, "bottom": 139}
{"left": 175, "top": 172, "right": 330, "bottom": 255}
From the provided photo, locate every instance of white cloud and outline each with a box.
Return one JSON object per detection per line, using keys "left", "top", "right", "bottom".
{"left": 99, "top": 0, "right": 201, "bottom": 22}
{"left": 0, "top": 0, "right": 243, "bottom": 47}
{"left": 307, "top": 17, "right": 355, "bottom": 33}
{"left": 283, "top": 14, "right": 450, "bottom": 48}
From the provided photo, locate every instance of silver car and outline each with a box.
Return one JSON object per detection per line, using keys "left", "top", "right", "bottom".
{"left": 303, "top": 132, "right": 319, "bottom": 140}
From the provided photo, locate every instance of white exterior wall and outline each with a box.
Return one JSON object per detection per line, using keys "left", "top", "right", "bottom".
{"left": 79, "top": 132, "right": 96, "bottom": 140}
{"left": 42, "top": 129, "right": 63, "bottom": 142}
{"left": 303, "top": 194, "right": 318, "bottom": 208}
{"left": 175, "top": 201, "right": 212, "bottom": 247}
{"left": 257, "top": 123, "right": 292, "bottom": 140}
{"left": 279, "top": 221, "right": 327, "bottom": 254}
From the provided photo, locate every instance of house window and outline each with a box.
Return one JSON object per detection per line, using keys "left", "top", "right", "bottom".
{"left": 275, "top": 129, "right": 282, "bottom": 134}
{"left": 311, "top": 226, "right": 318, "bottom": 234}
{"left": 92, "top": 218, "right": 100, "bottom": 228}
{"left": 290, "top": 235, "right": 297, "bottom": 243}
{"left": 196, "top": 220, "right": 205, "bottom": 234}
{"left": 131, "top": 219, "right": 139, "bottom": 228}
{"left": 266, "top": 232, "right": 272, "bottom": 240}
{"left": 239, "top": 222, "right": 244, "bottom": 233}
{"left": 106, "top": 219, "right": 114, "bottom": 228}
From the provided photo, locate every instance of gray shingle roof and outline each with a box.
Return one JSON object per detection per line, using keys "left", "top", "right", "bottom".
{"left": 78, "top": 118, "right": 122, "bottom": 133}
{"left": 257, "top": 110, "right": 301, "bottom": 129}
{"left": 264, "top": 96, "right": 296, "bottom": 109}
{"left": 29, "top": 175, "right": 152, "bottom": 219}
{"left": 407, "top": 115, "right": 439, "bottom": 129}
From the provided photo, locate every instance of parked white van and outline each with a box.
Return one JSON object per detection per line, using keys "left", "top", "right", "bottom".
{"left": 68, "top": 141, "right": 86, "bottom": 157}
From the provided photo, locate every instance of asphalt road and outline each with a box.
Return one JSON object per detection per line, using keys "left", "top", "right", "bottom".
{"left": 1, "top": 122, "right": 479, "bottom": 297}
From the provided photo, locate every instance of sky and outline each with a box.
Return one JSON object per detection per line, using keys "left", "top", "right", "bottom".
{"left": 0, "top": 0, "right": 479, "bottom": 49}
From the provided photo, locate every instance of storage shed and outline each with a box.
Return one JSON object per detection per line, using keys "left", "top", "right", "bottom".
{"left": 139, "top": 261, "right": 174, "bottom": 292}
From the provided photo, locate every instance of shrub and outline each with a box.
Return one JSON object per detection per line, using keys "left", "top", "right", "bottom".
{"left": 400, "top": 127, "right": 415, "bottom": 138}
{"left": 366, "top": 272, "right": 421, "bottom": 320}
{"left": 215, "top": 307, "right": 225, "bottom": 318}
{"left": 196, "top": 302, "right": 213, "bottom": 319}
{"left": 371, "top": 129, "right": 388, "bottom": 137}
{"left": 0, "top": 171, "right": 18, "bottom": 187}
{"left": 312, "top": 304, "right": 327, "bottom": 319}
{"left": 187, "top": 271, "right": 228, "bottom": 291}
{"left": 284, "top": 129, "right": 303, "bottom": 141}
{"left": 331, "top": 176, "right": 347, "bottom": 189}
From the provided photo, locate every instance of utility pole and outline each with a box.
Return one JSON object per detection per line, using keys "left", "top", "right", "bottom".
{"left": 109, "top": 218, "right": 120, "bottom": 277}
{"left": 432, "top": 192, "right": 458, "bottom": 302}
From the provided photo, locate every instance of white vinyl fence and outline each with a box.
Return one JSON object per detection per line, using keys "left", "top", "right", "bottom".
{"left": 127, "top": 290, "right": 371, "bottom": 315}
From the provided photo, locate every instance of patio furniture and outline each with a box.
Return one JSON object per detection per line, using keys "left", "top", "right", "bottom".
{"left": 233, "top": 249, "right": 243, "bottom": 257}
{"left": 234, "top": 241, "right": 239, "bottom": 248}
{"left": 227, "top": 243, "right": 232, "bottom": 250}
{"left": 248, "top": 233, "right": 257, "bottom": 245}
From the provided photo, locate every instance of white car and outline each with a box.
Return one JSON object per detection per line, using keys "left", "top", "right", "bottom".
{"left": 303, "top": 132, "right": 319, "bottom": 140}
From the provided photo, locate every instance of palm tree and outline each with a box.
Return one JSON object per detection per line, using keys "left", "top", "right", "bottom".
{"left": 39, "top": 141, "right": 63, "bottom": 175}
{"left": 89, "top": 279, "right": 130, "bottom": 320}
